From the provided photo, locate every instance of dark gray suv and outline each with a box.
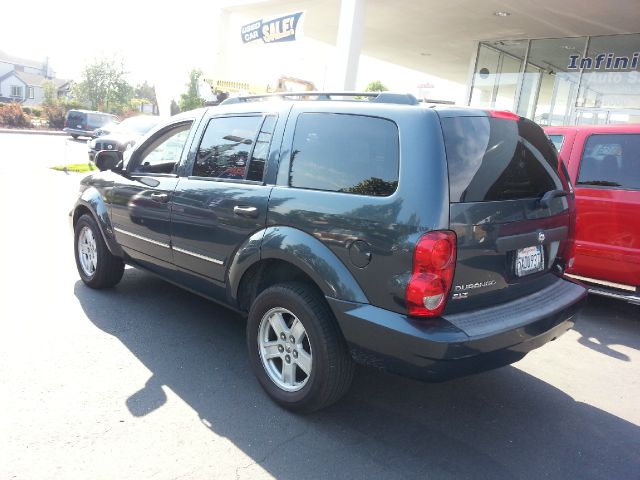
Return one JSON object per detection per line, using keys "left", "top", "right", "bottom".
{"left": 71, "top": 92, "right": 586, "bottom": 412}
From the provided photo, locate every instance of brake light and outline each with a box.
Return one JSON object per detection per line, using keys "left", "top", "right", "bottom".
{"left": 406, "top": 231, "right": 457, "bottom": 317}
{"left": 488, "top": 110, "right": 520, "bottom": 121}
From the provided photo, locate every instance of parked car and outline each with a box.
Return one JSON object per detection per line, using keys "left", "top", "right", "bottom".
{"left": 71, "top": 93, "right": 586, "bottom": 412}
{"left": 63, "top": 109, "right": 119, "bottom": 139}
{"left": 91, "top": 121, "right": 120, "bottom": 138}
{"left": 87, "top": 115, "right": 164, "bottom": 162}
{"left": 545, "top": 124, "right": 640, "bottom": 304}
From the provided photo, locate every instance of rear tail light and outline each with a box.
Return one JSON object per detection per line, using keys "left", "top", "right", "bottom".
{"left": 406, "top": 231, "right": 457, "bottom": 317}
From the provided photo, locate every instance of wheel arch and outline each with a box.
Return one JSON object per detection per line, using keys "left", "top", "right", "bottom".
{"left": 72, "top": 187, "right": 123, "bottom": 257}
{"left": 228, "top": 226, "right": 369, "bottom": 313}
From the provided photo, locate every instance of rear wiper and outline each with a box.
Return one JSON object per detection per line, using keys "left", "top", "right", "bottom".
{"left": 538, "top": 189, "right": 567, "bottom": 209}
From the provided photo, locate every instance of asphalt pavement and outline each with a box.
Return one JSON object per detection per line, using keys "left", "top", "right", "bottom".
{"left": 0, "top": 133, "right": 638, "bottom": 480}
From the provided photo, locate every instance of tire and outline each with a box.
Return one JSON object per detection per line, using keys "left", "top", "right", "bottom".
{"left": 247, "top": 282, "right": 354, "bottom": 412}
{"left": 71, "top": 134, "right": 79, "bottom": 139}
{"left": 74, "top": 214, "right": 124, "bottom": 289}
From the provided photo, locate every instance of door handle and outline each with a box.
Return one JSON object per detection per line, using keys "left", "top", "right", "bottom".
{"left": 150, "top": 192, "right": 169, "bottom": 203}
{"left": 233, "top": 205, "right": 258, "bottom": 218}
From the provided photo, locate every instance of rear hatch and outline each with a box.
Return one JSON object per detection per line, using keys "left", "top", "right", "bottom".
{"left": 439, "top": 112, "right": 570, "bottom": 313}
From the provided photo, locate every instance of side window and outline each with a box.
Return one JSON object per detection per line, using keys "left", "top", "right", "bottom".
{"left": 193, "top": 116, "right": 264, "bottom": 179}
{"left": 577, "top": 134, "right": 640, "bottom": 190}
{"left": 289, "top": 113, "right": 399, "bottom": 196}
{"left": 548, "top": 134, "right": 564, "bottom": 152}
{"left": 247, "top": 116, "right": 276, "bottom": 182}
{"left": 133, "top": 122, "right": 192, "bottom": 174}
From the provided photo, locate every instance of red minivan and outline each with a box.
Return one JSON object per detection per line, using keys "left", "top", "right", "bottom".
{"left": 545, "top": 124, "right": 640, "bottom": 304}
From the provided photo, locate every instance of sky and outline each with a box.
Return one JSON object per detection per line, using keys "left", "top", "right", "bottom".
{"left": 1, "top": 0, "right": 465, "bottom": 112}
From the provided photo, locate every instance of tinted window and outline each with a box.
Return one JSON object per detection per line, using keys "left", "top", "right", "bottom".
{"left": 548, "top": 134, "right": 564, "bottom": 152}
{"left": 289, "top": 113, "right": 399, "bottom": 196}
{"left": 67, "top": 111, "right": 85, "bottom": 124}
{"left": 194, "top": 116, "right": 263, "bottom": 179}
{"left": 442, "top": 116, "right": 561, "bottom": 202}
{"left": 247, "top": 116, "right": 276, "bottom": 182}
{"left": 577, "top": 134, "right": 640, "bottom": 190}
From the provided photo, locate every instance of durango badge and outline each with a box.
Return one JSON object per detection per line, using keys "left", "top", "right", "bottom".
{"left": 452, "top": 280, "right": 497, "bottom": 299}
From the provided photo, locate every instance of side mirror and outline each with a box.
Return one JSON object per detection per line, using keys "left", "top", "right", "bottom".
{"left": 95, "top": 150, "right": 123, "bottom": 172}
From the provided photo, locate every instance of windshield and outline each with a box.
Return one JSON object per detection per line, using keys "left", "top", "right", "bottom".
{"left": 113, "top": 116, "right": 162, "bottom": 135}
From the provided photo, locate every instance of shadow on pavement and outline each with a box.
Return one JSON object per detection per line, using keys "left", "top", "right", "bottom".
{"left": 74, "top": 270, "right": 640, "bottom": 480}
{"left": 572, "top": 295, "right": 639, "bottom": 361}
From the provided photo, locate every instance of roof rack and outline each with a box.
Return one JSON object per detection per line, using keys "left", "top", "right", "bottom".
{"left": 220, "top": 91, "right": 420, "bottom": 106}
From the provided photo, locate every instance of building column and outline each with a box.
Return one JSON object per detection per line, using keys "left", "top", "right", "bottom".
{"left": 331, "top": 0, "right": 367, "bottom": 90}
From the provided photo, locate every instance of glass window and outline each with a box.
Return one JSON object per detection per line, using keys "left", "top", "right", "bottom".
{"left": 470, "top": 41, "right": 527, "bottom": 112}
{"left": 442, "top": 116, "right": 561, "bottom": 202}
{"left": 577, "top": 134, "right": 640, "bottom": 190}
{"left": 28, "top": 86, "right": 34, "bottom": 99}
{"left": 525, "top": 37, "right": 585, "bottom": 125}
{"left": 247, "top": 116, "right": 276, "bottom": 182}
{"left": 87, "top": 113, "right": 116, "bottom": 129}
{"left": 193, "top": 116, "right": 263, "bottom": 179}
{"left": 133, "top": 122, "right": 192, "bottom": 174}
{"left": 577, "top": 34, "right": 640, "bottom": 116}
{"left": 289, "top": 113, "right": 399, "bottom": 196}
{"left": 10, "top": 85, "right": 23, "bottom": 97}
{"left": 548, "top": 134, "right": 565, "bottom": 152}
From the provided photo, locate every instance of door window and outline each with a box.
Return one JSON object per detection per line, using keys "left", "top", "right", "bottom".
{"left": 577, "top": 134, "right": 640, "bottom": 190}
{"left": 193, "top": 116, "right": 266, "bottom": 180}
{"left": 132, "top": 122, "right": 192, "bottom": 174}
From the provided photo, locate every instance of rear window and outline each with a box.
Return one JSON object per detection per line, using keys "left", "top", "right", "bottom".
{"left": 577, "top": 134, "right": 640, "bottom": 190}
{"left": 67, "top": 111, "right": 85, "bottom": 123}
{"left": 289, "top": 113, "right": 399, "bottom": 196}
{"left": 442, "top": 116, "right": 562, "bottom": 203}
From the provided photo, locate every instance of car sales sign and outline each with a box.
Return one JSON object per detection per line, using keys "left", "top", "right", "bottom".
{"left": 241, "top": 12, "right": 303, "bottom": 44}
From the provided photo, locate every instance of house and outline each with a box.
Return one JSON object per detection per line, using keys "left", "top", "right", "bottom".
{"left": 0, "top": 50, "right": 71, "bottom": 106}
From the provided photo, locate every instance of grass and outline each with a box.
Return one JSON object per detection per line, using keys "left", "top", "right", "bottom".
{"left": 51, "top": 163, "right": 96, "bottom": 173}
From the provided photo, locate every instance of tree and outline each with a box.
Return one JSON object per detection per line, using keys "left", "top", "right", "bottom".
{"left": 170, "top": 100, "right": 181, "bottom": 116}
{"left": 179, "top": 69, "right": 204, "bottom": 112}
{"left": 364, "top": 80, "right": 389, "bottom": 92}
{"left": 73, "top": 57, "right": 133, "bottom": 113}
{"left": 42, "top": 80, "right": 57, "bottom": 107}
{"left": 134, "top": 81, "right": 158, "bottom": 111}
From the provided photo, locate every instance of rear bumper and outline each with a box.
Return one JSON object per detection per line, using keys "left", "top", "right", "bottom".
{"left": 328, "top": 276, "right": 587, "bottom": 381}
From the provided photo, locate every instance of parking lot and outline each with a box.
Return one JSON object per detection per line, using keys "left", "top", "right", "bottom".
{"left": 1, "top": 133, "right": 638, "bottom": 479}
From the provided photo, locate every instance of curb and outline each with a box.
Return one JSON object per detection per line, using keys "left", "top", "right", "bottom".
{"left": 0, "top": 128, "right": 67, "bottom": 136}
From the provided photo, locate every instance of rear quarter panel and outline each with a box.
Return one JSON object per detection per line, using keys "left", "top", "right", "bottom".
{"left": 268, "top": 104, "right": 449, "bottom": 313}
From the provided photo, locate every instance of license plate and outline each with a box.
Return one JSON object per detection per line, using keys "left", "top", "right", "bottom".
{"left": 515, "top": 245, "right": 544, "bottom": 277}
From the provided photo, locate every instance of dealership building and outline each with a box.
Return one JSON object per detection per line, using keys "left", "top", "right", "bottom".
{"left": 211, "top": 0, "right": 640, "bottom": 125}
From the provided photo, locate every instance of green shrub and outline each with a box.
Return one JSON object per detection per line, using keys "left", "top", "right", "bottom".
{"left": 23, "top": 106, "right": 32, "bottom": 114}
{"left": 0, "top": 102, "right": 29, "bottom": 128}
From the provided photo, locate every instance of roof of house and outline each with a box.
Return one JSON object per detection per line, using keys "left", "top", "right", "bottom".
{"left": 0, "top": 70, "right": 25, "bottom": 84}
{"left": 14, "top": 71, "right": 47, "bottom": 86}
{"left": 0, "top": 50, "right": 44, "bottom": 70}
{"left": 54, "top": 78, "right": 71, "bottom": 89}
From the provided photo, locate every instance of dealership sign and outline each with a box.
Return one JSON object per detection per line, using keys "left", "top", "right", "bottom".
{"left": 241, "top": 12, "right": 304, "bottom": 44}
{"left": 567, "top": 52, "right": 640, "bottom": 70}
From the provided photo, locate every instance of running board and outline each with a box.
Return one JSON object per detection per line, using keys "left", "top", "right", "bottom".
{"left": 565, "top": 274, "right": 640, "bottom": 305}
{"left": 587, "top": 286, "right": 640, "bottom": 305}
